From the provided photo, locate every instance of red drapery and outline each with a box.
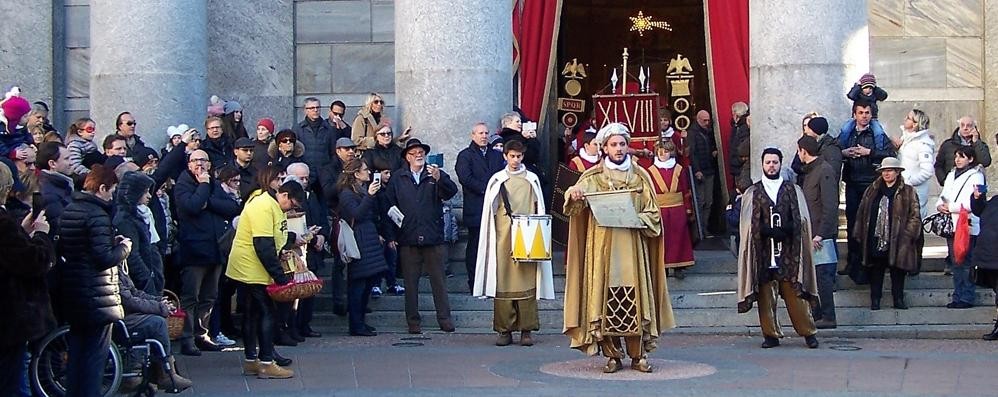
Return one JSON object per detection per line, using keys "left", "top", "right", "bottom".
{"left": 513, "top": 0, "right": 562, "bottom": 124}
{"left": 705, "top": 0, "right": 749, "bottom": 191}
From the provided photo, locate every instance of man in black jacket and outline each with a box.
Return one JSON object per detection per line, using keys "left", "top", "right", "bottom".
{"left": 174, "top": 149, "right": 242, "bottom": 355}
{"left": 293, "top": 97, "right": 341, "bottom": 189}
{"left": 455, "top": 122, "right": 505, "bottom": 291}
{"left": 36, "top": 141, "right": 75, "bottom": 235}
{"left": 386, "top": 139, "right": 459, "bottom": 334}
{"left": 798, "top": 136, "right": 840, "bottom": 328}
{"left": 688, "top": 110, "right": 718, "bottom": 236}
{"left": 0, "top": 163, "right": 55, "bottom": 396}
{"left": 318, "top": 137, "right": 360, "bottom": 315}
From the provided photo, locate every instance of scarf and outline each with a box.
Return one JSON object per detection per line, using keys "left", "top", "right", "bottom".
{"left": 603, "top": 155, "right": 632, "bottom": 171}
{"left": 873, "top": 184, "right": 895, "bottom": 252}
{"left": 578, "top": 149, "right": 599, "bottom": 164}
{"left": 654, "top": 158, "right": 676, "bottom": 169}
{"left": 372, "top": 111, "right": 382, "bottom": 125}
{"left": 137, "top": 204, "right": 160, "bottom": 244}
{"left": 306, "top": 117, "right": 323, "bottom": 131}
{"left": 761, "top": 175, "right": 783, "bottom": 204}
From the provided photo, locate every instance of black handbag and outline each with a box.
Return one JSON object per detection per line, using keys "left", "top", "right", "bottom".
{"left": 922, "top": 212, "right": 954, "bottom": 238}
{"left": 970, "top": 266, "right": 998, "bottom": 289}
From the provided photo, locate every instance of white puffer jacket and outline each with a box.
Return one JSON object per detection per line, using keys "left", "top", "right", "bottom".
{"left": 935, "top": 166, "right": 985, "bottom": 236}
{"left": 898, "top": 128, "right": 936, "bottom": 219}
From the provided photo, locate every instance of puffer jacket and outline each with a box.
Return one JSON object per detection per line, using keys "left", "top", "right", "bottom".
{"left": 897, "top": 128, "right": 936, "bottom": 219}
{"left": 362, "top": 142, "right": 404, "bottom": 173}
{"left": 173, "top": 170, "right": 242, "bottom": 266}
{"left": 292, "top": 117, "right": 338, "bottom": 174}
{"left": 56, "top": 192, "right": 128, "bottom": 328}
{"left": 385, "top": 165, "right": 459, "bottom": 246}
{"left": 338, "top": 186, "right": 389, "bottom": 279}
{"left": 267, "top": 139, "right": 305, "bottom": 171}
{"left": 0, "top": 207, "right": 56, "bottom": 350}
{"left": 39, "top": 169, "right": 74, "bottom": 235}
{"left": 113, "top": 171, "right": 163, "bottom": 295}
{"left": 66, "top": 135, "right": 98, "bottom": 176}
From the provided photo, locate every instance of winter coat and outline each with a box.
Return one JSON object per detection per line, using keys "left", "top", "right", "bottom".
{"left": 117, "top": 261, "right": 169, "bottom": 317}
{"left": 934, "top": 128, "right": 992, "bottom": 186}
{"left": 351, "top": 109, "right": 402, "bottom": 150}
{"left": 897, "top": 128, "right": 936, "bottom": 219}
{"left": 173, "top": 170, "right": 242, "bottom": 266}
{"left": 362, "top": 142, "right": 404, "bottom": 173}
{"left": 853, "top": 177, "right": 921, "bottom": 272}
{"left": 0, "top": 123, "right": 32, "bottom": 161}
{"left": 121, "top": 134, "right": 150, "bottom": 161}
{"left": 935, "top": 166, "right": 985, "bottom": 236}
{"left": 385, "top": 165, "right": 459, "bottom": 247}
{"left": 728, "top": 118, "right": 750, "bottom": 181}
{"left": 252, "top": 138, "right": 272, "bottom": 170}
{"left": 970, "top": 194, "right": 998, "bottom": 270}
{"left": 0, "top": 207, "right": 56, "bottom": 350}
{"left": 292, "top": 117, "right": 339, "bottom": 175}
{"left": 318, "top": 156, "right": 346, "bottom": 211}
{"left": 39, "top": 169, "right": 75, "bottom": 235}
{"left": 236, "top": 161, "right": 260, "bottom": 202}
{"left": 66, "top": 135, "right": 98, "bottom": 176}
{"left": 799, "top": 158, "right": 839, "bottom": 240}
{"left": 499, "top": 128, "right": 542, "bottom": 172}
{"left": 267, "top": 139, "right": 305, "bottom": 172}
{"left": 687, "top": 123, "right": 717, "bottom": 177}
{"left": 846, "top": 83, "right": 889, "bottom": 118}
{"left": 201, "top": 136, "right": 233, "bottom": 171}
{"left": 338, "top": 186, "right": 389, "bottom": 279}
{"left": 113, "top": 172, "right": 163, "bottom": 295}
{"left": 301, "top": 190, "right": 330, "bottom": 271}
{"left": 792, "top": 133, "right": 842, "bottom": 184}
{"left": 839, "top": 124, "right": 894, "bottom": 185}
{"left": 56, "top": 192, "right": 128, "bottom": 328}
{"left": 455, "top": 142, "right": 505, "bottom": 228}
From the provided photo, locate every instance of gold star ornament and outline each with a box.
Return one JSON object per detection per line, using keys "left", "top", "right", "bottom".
{"left": 629, "top": 11, "right": 672, "bottom": 37}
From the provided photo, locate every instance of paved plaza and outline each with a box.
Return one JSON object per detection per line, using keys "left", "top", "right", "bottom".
{"left": 172, "top": 330, "right": 998, "bottom": 397}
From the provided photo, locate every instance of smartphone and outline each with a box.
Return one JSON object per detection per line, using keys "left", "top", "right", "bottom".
{"left": 427, "top": 153, "right": 444, "bottom": 168}
{"left": 373, "top": 173, "right": 382, "bottom": 184}
{"left": 978, "top": 184, "right": 988, "bottom": 195}
{"left": 523, "top": 121, "right": 537, "bottom": 132}
{"left": 31, "top": 192, "right": 43, "bottom": 220}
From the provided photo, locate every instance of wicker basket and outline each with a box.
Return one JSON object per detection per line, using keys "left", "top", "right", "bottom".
{"left": 163, "top": 289, "right": 186, "bottom": 340}
{"left": 266, "top": 278, "right": 324, "bottom": 302}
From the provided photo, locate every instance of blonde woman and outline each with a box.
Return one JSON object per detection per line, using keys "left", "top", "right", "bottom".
{"left": 351, "top": 93, "right": 410, "bottom": 150}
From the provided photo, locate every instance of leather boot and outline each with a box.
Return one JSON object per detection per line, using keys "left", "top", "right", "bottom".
{"left": 154, "top": 357, "right": 193, "bottom": 393}
{"left": 519, "top": 331, "right": 534, "bottom": 346}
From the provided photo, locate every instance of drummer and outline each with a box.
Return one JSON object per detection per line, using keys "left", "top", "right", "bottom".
{"left": 473, "top": 139, "right": 555, "bottom": 347}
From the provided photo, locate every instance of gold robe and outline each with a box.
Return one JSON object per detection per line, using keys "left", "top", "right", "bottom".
{"left": 562, "top": 160, "right": 676, "bottom": 356}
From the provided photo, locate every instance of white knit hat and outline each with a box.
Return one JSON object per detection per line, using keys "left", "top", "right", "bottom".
{"left": 594, "top": 122, "right": 630, "bottom": 146}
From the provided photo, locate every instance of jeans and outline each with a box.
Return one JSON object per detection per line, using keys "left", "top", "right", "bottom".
{"left": 0, "top": 343, "right": 30, "bottom": 397}
{"left": 465, "top": 226, "right": 481, "bottom": 291}
{"left": 844, "top": 182, "right": 871, "bottom": 283}
{"left": 65, "top": 323, "right": 113, "bottom": 397}
{"left": 239, "top": 283, "right": 276, "bottom": 362}
{"left": 180, "top": 264, "right": 222, "bottom": 344}
{"left": 123, "top": 314, "right": 171, "bottom": 365}
{"left": 948, "top": 235, "right": 978, "bottom": 304}
{"left": 347, "top": 275, "right": 378, "bottom": 332}
{"left": 814, "top": 263, "right": 837, "bottom": 321}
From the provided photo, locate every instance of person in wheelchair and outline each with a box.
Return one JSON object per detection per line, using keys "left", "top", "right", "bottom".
{"left": 116, "top": 171, "right": 193, "bottom": 393}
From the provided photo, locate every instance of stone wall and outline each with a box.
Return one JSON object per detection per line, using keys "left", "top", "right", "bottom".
{"left": 870, "top": 0, "right": 990, "bottom": 190}
{"left": 293, "top": 0, "right": 396, "bottom": 125}
{"left": 0, "top": 0, "right": 54, "bottom": 113}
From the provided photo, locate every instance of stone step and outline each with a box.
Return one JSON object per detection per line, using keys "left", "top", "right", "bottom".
{"left": 312, "top": 306, "right": 996, "bottom": 330}
{"left": 315, "top": 288, "right": 995, "bottom": 311}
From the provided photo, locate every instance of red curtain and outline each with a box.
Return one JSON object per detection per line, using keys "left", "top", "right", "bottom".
{"left": 513, "top": 0, "right": 562, "bottom": 124}
{"left": 705, "top": 0, "right": 749, "bottom": 190}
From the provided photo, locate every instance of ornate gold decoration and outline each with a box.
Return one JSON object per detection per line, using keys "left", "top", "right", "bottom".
{"left": 561, "top": 58, "right": 587, "bottom": 79}
{"left": 629, "top": 11, "right": 672, "bottom": 37}
{"left": 666, "top": 54, "right": 693, "bottom": 75}
{"left": 564, "top": 80, "right": 582, "bottom": 97}
{"left": 670, "top": 79, "right": 691, "bottom": 97}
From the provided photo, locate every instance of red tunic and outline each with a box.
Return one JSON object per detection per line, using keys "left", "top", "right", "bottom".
{"left": 646, "top": 163, "right": 695, "bottom": 268}
{"left": 567, "top": 155, "right": 598, "bottom": 172}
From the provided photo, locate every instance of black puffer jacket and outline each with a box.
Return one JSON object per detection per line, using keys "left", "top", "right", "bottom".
{"left": 56, "top": 192, "right": 128, "bottom": 328}
{"left": 386, "top": 166, "right": 459, "bottom": 246}
{"left": 971, "top": 195, "right": 998, "bottom": 271}
{"left": 113, "top": 171, "right": 163, "bottom": 295}
{"left": 39, "top": 170, "right": 74, "bottom": 235}
{"left": 0, "top": 207, "right": 56, "bottom": 350}
{"left": 338, "top": 187, "right": 389, "bottom": 279}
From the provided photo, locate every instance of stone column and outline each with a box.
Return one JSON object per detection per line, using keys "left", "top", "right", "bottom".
{"left": 985, "top": 0, "right": 998, "bottom": 186}
{"left": 749, "top": 0, "right": 869, "bottom": 179}
{"left": 0, "top": 0, "right": 54, "bottom": 106}
{"left": 394, "top": 0, "right": 513, "bottom": 187}
{"left": 90, "top": 0, "right": 207, "bottom": 151}
{"left": 208, "top": 0, "right": 295, "bottom": 131}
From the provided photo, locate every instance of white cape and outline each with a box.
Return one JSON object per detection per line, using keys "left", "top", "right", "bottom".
{"left": 472, "top": 168, "right": 555, "bottom": 300}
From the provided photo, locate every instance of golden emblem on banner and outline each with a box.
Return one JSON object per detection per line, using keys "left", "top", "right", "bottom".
{"left": 629, "top": 11, "right": 672, "bottom": 37}
{"left": 666, "top": 54, "right": 695, "bottom": 131}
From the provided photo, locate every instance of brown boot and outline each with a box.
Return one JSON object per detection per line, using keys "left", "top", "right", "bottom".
{"left": 242, "top": 359, "right": 260, "bottom": 376}
{"left": 155, "top": 357, "right": 193, "bottom": 393}
{"left": 496, "top": 332, "right": 512, "bottom": 346}
{"left": 519, "top": 331, "right": 534, "bottom": 346}
{"left": 257, "top": 361, "right": 294, "bottom": 379}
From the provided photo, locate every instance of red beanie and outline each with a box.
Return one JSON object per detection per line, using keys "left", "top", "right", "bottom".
{"left": 1, "top": 95, "right": 30, "bottom": 131}
{"left": 257, "top": 118, "right": 275, "bottom": 134}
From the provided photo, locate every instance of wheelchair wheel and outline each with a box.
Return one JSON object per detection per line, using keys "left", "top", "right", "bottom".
{"left": 30, "top": 326, "right": 124, "bottom": 397}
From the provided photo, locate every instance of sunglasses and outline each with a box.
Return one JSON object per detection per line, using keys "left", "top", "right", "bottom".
{"left": 376, "top": 132, "right": 392, "bottom": 137}
{"left": 372, "top": 100, "right": 384, "bottom": 104}
{"left": 332, "top": 112, "right": 344, "bottom": 117}
{"left": 83, "top": 126, "right": 96, "bottom": 133}
{"left": 125, "top": 121, "right": 136, "bottom": 126}
{"left": 280, "top": 138, "right": 296, "bottom": 144}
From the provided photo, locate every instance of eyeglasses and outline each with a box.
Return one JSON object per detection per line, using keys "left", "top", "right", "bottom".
{"left": 372, "top": 100, "right": 384, "bottom": 105}
{"left": 124, "top": 121, "right": 136, "bottom": 126}
{"left": 305, "top": 106, "right": 320, "bottom": 110}
{"left": 188, "top": 158, "right": 209, "bottom": 163}
{"left": 280, "top": 138, "right": 296, "bottom": 144}
{"left": 376, "top": 132, "right": 392, "bottom": 137}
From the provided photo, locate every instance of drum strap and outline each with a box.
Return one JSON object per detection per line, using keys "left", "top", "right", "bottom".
{"left": 499, "top": 184, "right": 513, "bottom": 219}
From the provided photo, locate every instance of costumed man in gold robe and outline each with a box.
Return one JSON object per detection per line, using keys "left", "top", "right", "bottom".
{"left": 473, "top": 140, "right": 555, "bottom": 347}
{"left": 736, "top": 147, "right": 820, "bottom": 349}
{"left": 563, "top": 123, "right": 675, "bottom": 373}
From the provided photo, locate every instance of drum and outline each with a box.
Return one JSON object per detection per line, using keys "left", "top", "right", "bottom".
{"left": 510, "top": 214, "right": 552, "bottom": 261}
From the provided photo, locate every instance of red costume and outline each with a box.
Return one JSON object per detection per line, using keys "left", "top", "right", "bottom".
{"left": 567, "top": 155, "right": 598, "bottom": 172}
{"left": 646, "top": 162, "right": 695, "bottom": 268}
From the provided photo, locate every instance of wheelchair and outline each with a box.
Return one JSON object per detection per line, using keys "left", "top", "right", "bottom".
{"left": 30, "top": 319, "right": 180, "bottom": 397}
